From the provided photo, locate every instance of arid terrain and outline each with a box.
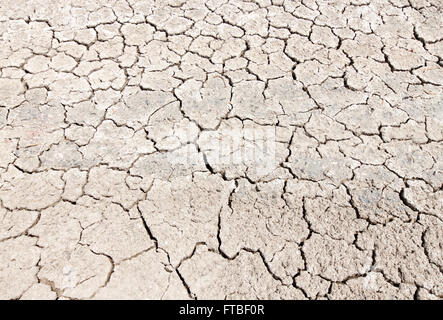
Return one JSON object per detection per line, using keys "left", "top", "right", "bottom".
{"left": 0, "top": 0, "right": 442, "bottom": 300}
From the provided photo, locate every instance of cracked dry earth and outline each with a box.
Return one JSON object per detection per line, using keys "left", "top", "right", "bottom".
{"left": 0, "top": 0, "right": 442, "bottom": 301}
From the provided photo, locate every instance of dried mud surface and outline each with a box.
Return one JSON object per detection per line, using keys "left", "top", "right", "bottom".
{"left": 0, "top": 0, "right": 442, "bottom": 300}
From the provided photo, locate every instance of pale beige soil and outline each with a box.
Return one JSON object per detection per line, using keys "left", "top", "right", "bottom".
{"left": 0, "top": 0, "right": 442, "bottom": 300}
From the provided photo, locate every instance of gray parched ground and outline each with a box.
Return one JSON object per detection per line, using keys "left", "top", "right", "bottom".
{"left": 0, "top": 0, "right": 442, "bottom": 300}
